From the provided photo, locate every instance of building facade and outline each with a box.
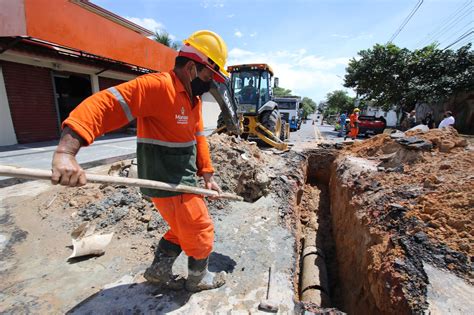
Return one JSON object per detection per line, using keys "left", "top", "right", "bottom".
{"left": 0, "top": 0, "right": 177, "bottom": 146}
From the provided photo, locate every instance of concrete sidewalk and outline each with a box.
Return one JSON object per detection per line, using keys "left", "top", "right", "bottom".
{"left": 0, "top": 133, "right": 136, "bottom": 185}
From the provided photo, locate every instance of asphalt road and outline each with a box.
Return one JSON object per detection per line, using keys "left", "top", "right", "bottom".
{"left": 288, "top": 114, "right": 345, "bottom": 145}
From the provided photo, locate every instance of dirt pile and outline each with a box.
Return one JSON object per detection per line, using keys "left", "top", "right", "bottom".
{"left": 35, "top": 184, "right": 168, "bottom": 245}
{"left": 207, "top": 134, "right": 274, "bottom": 202}
{"left": 207, "top": 134, "right": 306, "bottom": 224}
{"left": 332, "top": 127, "right": 472, "bottom": 312}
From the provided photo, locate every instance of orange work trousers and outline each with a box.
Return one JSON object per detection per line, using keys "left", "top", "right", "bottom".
{"left": 152, "top": 194, "right": 214, "bottom": 259}
{"left": 349, "top": 126, "right": 359, "bottom": 139}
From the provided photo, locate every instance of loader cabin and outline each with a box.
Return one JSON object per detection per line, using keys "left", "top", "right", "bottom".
{"left": 227, "top": 64, "right": 274, "bottom": 115}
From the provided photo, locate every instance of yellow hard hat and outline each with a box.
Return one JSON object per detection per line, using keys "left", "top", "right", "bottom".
{"left": 354, "top": 108, "right": 360, "bottom": 112}
{"left": 180, "top": 30, "right": 229, "bottom": 82}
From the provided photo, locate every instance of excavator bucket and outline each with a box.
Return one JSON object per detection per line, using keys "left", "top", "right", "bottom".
{"left": 209, "top": 78, "right": 241, "bottom": 135}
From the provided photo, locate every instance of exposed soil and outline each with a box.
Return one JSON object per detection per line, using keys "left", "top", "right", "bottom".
{"left": 331, "top": 126, "right": 473, "bottom": 313}
{"left": 346, "top": 127, "right": 472, "bottom": 269}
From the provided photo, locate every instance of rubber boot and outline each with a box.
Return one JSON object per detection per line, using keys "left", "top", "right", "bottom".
{"left": 144, "top": 238, "right": 184, "bottom": 290}
{"left": 185, "top": 256, "right": 226, "bottom": 292}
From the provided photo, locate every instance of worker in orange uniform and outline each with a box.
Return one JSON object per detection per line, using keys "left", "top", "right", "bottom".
{"left": 346, "top": 108, "right": 360, "bottom": 140}
{"left": 50, "top": 30, "right": 229, "bottom": 292}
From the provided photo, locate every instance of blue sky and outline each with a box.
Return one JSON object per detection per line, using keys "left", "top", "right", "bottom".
{"left": 93, "top": 0, "right": 473, "bottom": 103}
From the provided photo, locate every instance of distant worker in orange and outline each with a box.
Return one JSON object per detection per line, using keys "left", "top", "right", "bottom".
{"left": 50, "top": 30, "right": 229, "bottom": 292}
{"left": 345, "top": 108, "right": 360, "bottom": 140}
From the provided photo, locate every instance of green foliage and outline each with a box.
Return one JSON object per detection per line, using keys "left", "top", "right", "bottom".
{"left": 273, "top": 86, "right": 293, "bottom": 97}
{"left": 344, "top": 43, "right": 474, "bottom": 112}
{"left": 271, "top": 86, "right": 316, "bottom": 118}
{"left": 300, "top": 97, "right": 317, "bottom": 118}
{"left": 324, "top": 90, "right": 354, "bottom": 116}
{"left": 153, "top": 31, "right": 180, "bottom": 50}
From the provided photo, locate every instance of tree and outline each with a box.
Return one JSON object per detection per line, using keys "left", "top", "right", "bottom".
{"left": 300, "top": 97, "right": 317, "bottom": 119}
{"left": 273, "top": 86, "right": 293, "bottom": 97}
{"left": 324, "top": 90, "right": 354, "bottom": 116}
{"left": 153, "top": 31, "right": 180, "bottom": 50}
{"left": 344, "top": 43, "right": 411, "bottom": 112}
{"left": 344, "top": 43, "right": 474, "bottom": 113}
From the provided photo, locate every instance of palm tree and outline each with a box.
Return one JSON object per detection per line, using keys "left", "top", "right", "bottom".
{"left": 153, "top": 31, "right": 180, "bottom": 50}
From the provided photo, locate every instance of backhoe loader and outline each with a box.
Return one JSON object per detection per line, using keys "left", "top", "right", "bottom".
{"left": 209, "top": 63, "right": 289, "bottom": 151}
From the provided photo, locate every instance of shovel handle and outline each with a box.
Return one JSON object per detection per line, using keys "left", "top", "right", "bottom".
{"left": 0, "top": 165, "right": 243, "bottom": 201}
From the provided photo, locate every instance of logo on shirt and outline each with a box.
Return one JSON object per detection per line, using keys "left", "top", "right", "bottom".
{"left": 175, "top": 106, "right": 188, "bottom": 125}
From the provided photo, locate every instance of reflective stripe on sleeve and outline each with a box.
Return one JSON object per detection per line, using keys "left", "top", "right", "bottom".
{"left": 138, "top": 137, "right": 197, "bottom": 148}
{"left": 107, "top": 87, "right": 134, "bottom": 122}
{"left": 195, "top": 131, "right": 206, "bottom": 136}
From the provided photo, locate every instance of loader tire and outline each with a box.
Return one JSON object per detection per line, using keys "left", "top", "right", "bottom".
{"left": 260, "top": 109, "right": 280, "bottom": 138}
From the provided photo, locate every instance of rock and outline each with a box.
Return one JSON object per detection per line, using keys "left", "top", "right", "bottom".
{"left": 147, "top": 212, "right": 162, "bottom": 231}
{"left": 128, "top": 159, "right": 138, "bottom": 178}
{"left": 454, "top": 138, "right": 467, "bottom": 147}
{"left": 408, "top": 124, "right": 429, "bottom": 133}
{"left": 396, "top": 137, "right": 432, "bottom": 151}
{"left": 141, "top": 214, "right": 151, "bottom": 223}
{"left": 423, "top": 179, "right": 437, "bottom": 189}
{"left": 414, "top": 232, "right": 428, "bottom": 243}
{"left": 439, "top": 140, "right": 455, "bottom": 152}
{"left": 439, "top": 164, "right": 451, "bottom": 170}
{"left": 255, "top": 172, "right": 270, "bottom": 185}
{"left": 280, "top": 175, "right": 290, "bottom": 184}
{"left": 390, "top": 130, "right": 406, "bottom": 139}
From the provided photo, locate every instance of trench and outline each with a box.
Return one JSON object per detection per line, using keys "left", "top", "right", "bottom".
{"left": 296, "top": 149, "right": 341, "bottom": 311}
{"left": 295, "top": 148, "right": 407, "bottom": 314}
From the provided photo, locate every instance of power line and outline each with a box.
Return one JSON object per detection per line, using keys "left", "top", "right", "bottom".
{"left": 438, "top": 20, "right": 473, "bottom": 46}
{"left": 444, "top": 29, "right": 474, "bottom": 49}
{"left": 416, "top": 0, "right": 472, "bottom": 47}
{"left": 428, "top": 6, "right": 473, "bottom": 46}
{"left": 449, "top": 34, "right": 473, "bottom": 50}
{"left": 450, "top": 36, "right": 473, "bottom": 49}
{"left": 388, "top": 0, "right": 424, "bottom": 43}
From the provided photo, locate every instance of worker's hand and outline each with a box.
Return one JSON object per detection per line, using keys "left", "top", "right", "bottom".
{"left": 202, "top": 172, "right": 221, "bottom": 200}
{"left": 51, "top": 126, "right": 86, "bottom": 187}
{"left": 51, "top": 152, "right": 87, "bottom": 187}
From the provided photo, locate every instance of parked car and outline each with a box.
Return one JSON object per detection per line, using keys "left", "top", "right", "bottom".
{"left": 358, "top": 115, "right": 386, "bottom": 136}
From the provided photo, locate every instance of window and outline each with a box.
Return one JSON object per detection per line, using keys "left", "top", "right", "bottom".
{"left": 259, "top": 71, "right": 270, "bottom": 105}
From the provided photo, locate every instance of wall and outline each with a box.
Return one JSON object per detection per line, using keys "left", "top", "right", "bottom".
{"left": 1, "top": 61, "right": 59, "bottom": 143}
{"left": 201, "top": 93, "right": 220, "bottom": 132}
{"left": 22, "top": 0, "right": 177, "bottom": 72}
{"left": 99, "top": 77, "right": 127, "bottom": 91}
{"left": 0, "top": 0, "right": 26, "bottom": 36}
{"left": 416, "top": 91, "right": 474, "bottom": 134}
{"left": 365, "top": 106, "right": 398, "bottom": 127}
{"left": 0, "top": 66, "right": 17, "bottom": 145}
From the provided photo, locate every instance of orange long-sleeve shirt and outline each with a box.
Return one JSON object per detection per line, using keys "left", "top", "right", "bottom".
{"left": 64, "top": 70, "right": 214, "bottom": 197}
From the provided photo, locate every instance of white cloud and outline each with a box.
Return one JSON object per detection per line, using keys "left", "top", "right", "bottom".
{"left": 228, "top": 48, "right": 351, "bottom": 101}
{"left": 125, "top": 17, "right": 163, "bottom": 32}
{"left": 234, "top": 31, "right": 243, "bottom": 38}
{"left": 227, "top": 14, "right": 235, "bottom": 18}
{"left": 250, "top": 32, "right": 257, "bottom": 37}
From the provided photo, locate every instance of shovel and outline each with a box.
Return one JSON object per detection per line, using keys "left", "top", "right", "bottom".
{"left": 0, "top": 165, "right": 243, "bottom": 201}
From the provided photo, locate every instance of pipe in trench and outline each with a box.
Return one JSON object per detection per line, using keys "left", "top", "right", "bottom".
{"left": 300, "top": 227, "right": 331, "bottom": 306}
